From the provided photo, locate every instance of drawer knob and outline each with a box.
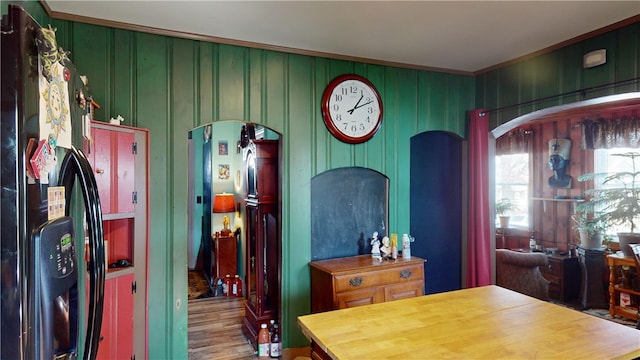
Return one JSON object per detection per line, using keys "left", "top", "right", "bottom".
{"left": 349, "top": 277, "right": 363, "bottom": 287}
{"left": 400, "top": 270, "right": 412, "bottom": 278}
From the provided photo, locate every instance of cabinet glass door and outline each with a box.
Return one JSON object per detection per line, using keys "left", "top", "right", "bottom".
{"left": 247, "top": 205, "right": 257, "bottom": 308}
{"left": 263, "top": 209, "right": 277, "bottom": 312}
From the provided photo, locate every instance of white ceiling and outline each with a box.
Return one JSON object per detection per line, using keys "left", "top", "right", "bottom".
{"left": 45, "top": 1, "right": 640, "bottom": 74}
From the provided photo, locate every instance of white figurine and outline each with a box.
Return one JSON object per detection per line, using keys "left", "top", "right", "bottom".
{"left": 380, "top": 236, "right": 390, "bottom": 259}
{"left": 110, "top": 115, "right": 125, "bottom": 125}
{"left": 370, "top": 231, "right": 381, "bottom": 260}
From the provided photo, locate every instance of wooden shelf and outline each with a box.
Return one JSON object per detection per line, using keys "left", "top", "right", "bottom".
{"left": 103, "top": 212, "right": 135, "bottom": 221}
{"left": 531, "top": 197, "right": 585, "bottom": 202}
{"left": 614, "top": 285, "right": 640, "bottom": 297}
{"left": 614, "top": 305, "right": 639, "bottom": 320}
{"left": 531, "top": 197, "right": 584, "bottom": 212}
{"left": 105, "top": 266, "right": 135, "bottom": 280}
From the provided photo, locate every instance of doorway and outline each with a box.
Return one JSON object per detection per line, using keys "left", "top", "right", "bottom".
{"left": 186, "top": 121, "right": 282, "bottom": 350}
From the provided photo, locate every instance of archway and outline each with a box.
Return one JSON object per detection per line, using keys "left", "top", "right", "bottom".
{"left": 491, "top": 93, "right": 640, "bottom": 138}
{"left": 489, "top": 92, "right": 640, "bottom": 252}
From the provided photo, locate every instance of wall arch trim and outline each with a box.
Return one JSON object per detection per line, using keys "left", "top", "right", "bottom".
{"left": 492, "top": 92, "right": 640, "bottom": 138}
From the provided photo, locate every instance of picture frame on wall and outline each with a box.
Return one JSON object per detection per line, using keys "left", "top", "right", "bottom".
{"left": 218, "top": 164, "right": 230, "bottom": 180}
{"left": 218, "top": 140, "right": 228, "bottom": 155}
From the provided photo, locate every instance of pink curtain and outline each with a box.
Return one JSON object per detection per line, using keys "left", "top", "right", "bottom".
{"left": 466, "top": 109, "right": 492, "bottom": 287}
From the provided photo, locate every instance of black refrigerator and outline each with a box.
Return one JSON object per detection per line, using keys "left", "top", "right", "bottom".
{"left": 1, "top": 5, "right": 105, "bottom": 360}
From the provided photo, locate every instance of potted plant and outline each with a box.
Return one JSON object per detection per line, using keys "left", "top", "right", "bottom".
{"left": 577, "top": 152, "right": 640, "bottom": 257}
{"left": 571, "top": 210, "right": 607, "bottom": 249}
{"left": 496, "top": 198, "right": 518, "bottom": 228}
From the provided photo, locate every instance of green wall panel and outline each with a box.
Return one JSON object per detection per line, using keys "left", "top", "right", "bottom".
{"left": 615, "top": 23, "right": 640, "bottom": 93}
{"left": 111, "top": 29, "right": 135, "bottom": 123}
{"left": 477, "top": 21, "right": 640, "bottom": 128}
{"left": 135, "top": 33, "right": 176, "bottom": 358}
{"left": 218, "top": 44, "right": 247, "bottom": 120}
{"left": 2, "top": 0, "right": 48, "bottom": 28}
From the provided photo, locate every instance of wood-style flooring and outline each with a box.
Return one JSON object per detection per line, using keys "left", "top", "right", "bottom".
{"left": 188, "top": 270, "right": 256, "bottom": 360}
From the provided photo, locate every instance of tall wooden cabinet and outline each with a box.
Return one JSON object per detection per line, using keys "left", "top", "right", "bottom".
{"left": 86, "top": 121, "right": 148, "bottom": 360}
{"left": 241, "top": 139, "right": 280, "bottom": 349}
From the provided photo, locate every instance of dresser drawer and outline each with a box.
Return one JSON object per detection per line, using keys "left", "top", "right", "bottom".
{"left": 542, "top": 273, "right": 560, "bottom": 286}
{"left": 384, "top": 280, "right": 424, "bottom": 302}
{"left": 538, "top": 255, "right": 580, "bottom": 303}
{"left": 543, "top": 258, "right": 563, "bottom": 276}
{"left": 333, "top": 264, "right": 423, "bottom": 293}
{"left": 336, "top": 287, "right": 384, "bottom": 309}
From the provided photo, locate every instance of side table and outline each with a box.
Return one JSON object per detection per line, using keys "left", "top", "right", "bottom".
{"left": 606, "top": 252, "right": 639, "bottom": 321}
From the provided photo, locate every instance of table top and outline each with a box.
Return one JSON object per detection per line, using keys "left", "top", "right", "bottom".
{"left": 298, "top": 285, "right": 640, "bottom": 360}
{"left": 309, "top": 255, "right": 425, "bottom": 274}
{"left": 607, "top": 251, "right": 636, "bottom": 266}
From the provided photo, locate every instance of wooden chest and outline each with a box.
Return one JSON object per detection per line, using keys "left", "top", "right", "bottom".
{"left": 539, "top": 255, "right": 580, "bottom": 303}
{"left": 310, "top": 255, "right": 426, "bottom": 313}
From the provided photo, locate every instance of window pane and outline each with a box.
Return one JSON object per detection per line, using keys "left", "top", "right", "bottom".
{"left": 593, "top": 147, "right": 637, "bottom": 234}
{"left": 496, "top": 153, "right": 529, "bottom": 228}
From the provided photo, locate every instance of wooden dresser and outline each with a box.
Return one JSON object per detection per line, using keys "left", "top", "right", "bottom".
{"left": 539, "top": 254, "right": 580, "bottom": 303}
{"left": 310, "top": 255, "right": 426, "bottom": 313}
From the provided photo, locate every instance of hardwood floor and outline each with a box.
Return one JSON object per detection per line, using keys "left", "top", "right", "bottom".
{"left": 188, "top": 270, "right": 256, "bottom": 360}
{"left": 188, "top": 296, "right": 256, "bottom": 360}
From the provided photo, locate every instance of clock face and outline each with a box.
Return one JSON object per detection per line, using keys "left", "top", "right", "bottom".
{"left": 321, "top": 74, "right": 383, "bottom": 144}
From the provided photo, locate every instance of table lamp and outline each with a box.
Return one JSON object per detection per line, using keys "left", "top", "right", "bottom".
{"left": 213, "top": 192, "right": 235, "bottom": 236}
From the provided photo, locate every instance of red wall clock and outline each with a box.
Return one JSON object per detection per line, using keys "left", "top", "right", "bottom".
{"left": 321, "top": 74, "right": 383, "bottom": 144}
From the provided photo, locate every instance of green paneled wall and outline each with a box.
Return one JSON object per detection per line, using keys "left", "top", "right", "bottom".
{"left": 476, "top": 21, "right": 640, "bottom": 129}
{"left": 38, "top": 13, "right": 474, "bottom": 358}
{"left": 1, "top": 0, "right": 47, "bottom": 27}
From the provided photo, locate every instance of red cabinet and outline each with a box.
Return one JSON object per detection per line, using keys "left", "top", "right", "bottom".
{"left": 86, "top": 121, "right": 148, "bottom": 360}
{"left": 96, "top": 274, "right": 135, "bottom": 360}
{"left": 212, "top": 234, "right": 237, "bottom": 280}
{"left": 89, "top": 126, "right": 136, "bottom": 214}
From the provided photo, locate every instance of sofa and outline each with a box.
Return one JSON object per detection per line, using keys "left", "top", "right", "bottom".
{"left": 495, "top": 249, "right": 550, "bottom": 300}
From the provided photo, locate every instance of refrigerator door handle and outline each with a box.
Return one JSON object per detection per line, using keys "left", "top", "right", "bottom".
{"left": 59, "top": 145, "right": 105, "bottom": 360}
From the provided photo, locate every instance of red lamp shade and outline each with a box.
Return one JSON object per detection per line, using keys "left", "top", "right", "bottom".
{"left": 212, "top": 193, "right": 235, "bottom": 213}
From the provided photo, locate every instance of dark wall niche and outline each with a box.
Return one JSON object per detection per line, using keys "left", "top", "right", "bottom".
{"left": 311, "top": 167, "right": 389, "bottom": 261}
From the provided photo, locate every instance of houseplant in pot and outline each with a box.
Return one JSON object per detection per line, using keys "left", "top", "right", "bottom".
{"left": 496, "top": 198, "right": 518, "bottom": 228}
{"left": 571, "top": 210, "right": 607, "bottom": 249}
{"left": 577, "top": 152, "right": 640, "bottom": 257}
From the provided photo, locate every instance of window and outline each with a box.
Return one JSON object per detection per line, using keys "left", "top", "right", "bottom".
{"left": 495, "top": 153, "right": 529, "bottom": 228}
{"left": 593, "top": 147, "right": 638, "bottom": 234}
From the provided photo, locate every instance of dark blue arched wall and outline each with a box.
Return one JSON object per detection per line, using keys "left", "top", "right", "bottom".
{"left": 410, "top": 131, "right": 463, "bottom": 294}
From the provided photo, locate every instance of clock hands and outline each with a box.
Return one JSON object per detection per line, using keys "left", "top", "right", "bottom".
{"left": 347, "top": 95, "right": 373, "bottom": 115}
{"left": 347, "top": 95, "right": 363, "bottom": 114}
{"left": 353, "top": 100, "right": 373, "bottom": 111}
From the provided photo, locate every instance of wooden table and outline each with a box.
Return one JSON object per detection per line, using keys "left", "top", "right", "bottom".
{"left": 298, "top": 285, "right": 640, "bottom": 360}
